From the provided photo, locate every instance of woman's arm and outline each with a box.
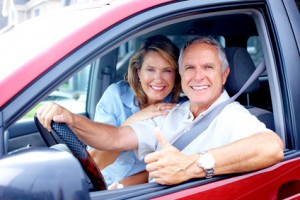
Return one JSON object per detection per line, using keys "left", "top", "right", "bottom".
{"left": 123, "top": 102, "right": 176, "bottom": 125}
{"left": 108, "top": 171, "right": 149, "bottom": 189}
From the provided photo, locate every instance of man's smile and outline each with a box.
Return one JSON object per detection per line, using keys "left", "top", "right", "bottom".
{"left": 191, "top": 85, "right": 209, "bottom": 90}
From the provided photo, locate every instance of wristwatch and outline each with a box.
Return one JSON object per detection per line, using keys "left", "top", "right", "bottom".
{"left": 197, "top": 150, "right": 215, "bottom": 178}
{"left": 116, "top": 181, "right": 124, "bottom": 189}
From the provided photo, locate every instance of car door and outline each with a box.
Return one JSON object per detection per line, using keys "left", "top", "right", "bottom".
{"left": 6, "top": 65, "right": 88, "bottom": 153}
{"left": 89, "top": 0, "right": 300, "bottom": 198}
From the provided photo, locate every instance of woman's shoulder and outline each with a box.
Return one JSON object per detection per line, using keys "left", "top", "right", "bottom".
{"left": 106, "top": 80, "right": 131, "bottom": 93}
{"left": 103, "top": 80, "right": 135, "bottom": 110}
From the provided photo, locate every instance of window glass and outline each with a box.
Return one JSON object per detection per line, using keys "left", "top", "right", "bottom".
{"left": 296, "top": 0, "right": 300, "bottom": 13}
{"left": 115, "top": 40, "right": 136, "bottom": 82}
{"left": 247, "top": 36, "right": 264, "bottom": 67}
{"left": 21, "top": 65, "right": 90, "bottom": 120}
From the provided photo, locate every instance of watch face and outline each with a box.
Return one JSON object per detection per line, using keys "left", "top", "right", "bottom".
{"left": 204, "top": 155, "right": 215, "bottom": 169}
{"left": 198, "top": 152, "right": 215, "bottom": 178}
{"left": 199, "top": 152, "right": 215, "bottom": 169}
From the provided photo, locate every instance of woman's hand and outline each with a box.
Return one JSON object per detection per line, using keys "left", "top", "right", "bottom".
{"left": 123, "top": 103, "right": 176, "bottom": 125}
{"left": 35, "top": 102, "right": 75, "bottom": 131}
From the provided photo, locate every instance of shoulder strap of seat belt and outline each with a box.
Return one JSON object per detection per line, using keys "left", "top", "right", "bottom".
{"left": 172, "top": 61, "right": 266, "bottom": 151}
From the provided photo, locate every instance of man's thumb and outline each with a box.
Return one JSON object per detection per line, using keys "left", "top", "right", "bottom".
{"left": 155, "top": 127, "right": 171, "bottom": 149}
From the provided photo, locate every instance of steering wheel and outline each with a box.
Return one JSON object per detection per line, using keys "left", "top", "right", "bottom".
{"left": 34, "top": 115, "right": 107, "bottom": 190}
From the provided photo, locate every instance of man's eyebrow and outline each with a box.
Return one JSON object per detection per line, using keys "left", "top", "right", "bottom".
{"left": 183, "top": 64, "right": 194, "bottom": 68}
{"left": 202, "top": 63, "right": 215, "bottom": 67}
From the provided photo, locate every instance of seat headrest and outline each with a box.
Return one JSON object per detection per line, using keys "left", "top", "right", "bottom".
{"left": 225, "top": 47, "right": 260, "bottom": 96}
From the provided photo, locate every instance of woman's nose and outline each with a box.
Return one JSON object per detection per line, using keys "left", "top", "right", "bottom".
{"left": 154, "top": 71, "right": 163, "bottom": 80}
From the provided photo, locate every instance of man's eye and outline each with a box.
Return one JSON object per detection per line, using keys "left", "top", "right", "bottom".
{"left": 204, "top": 65, "right": 213, "bottom": 70}
{"left": 185, "top": 66, "right": 193, "bottom": 70}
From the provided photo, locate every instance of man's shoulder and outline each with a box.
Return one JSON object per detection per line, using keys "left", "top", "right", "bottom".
{"left": 225, "top": 101, "right": 247, "bottom": 112}
{"left": 219, "top": 101, "right": 253, "bottom": 121}
{"left": 215, "top": 91, "right": 248, "bottom": 115}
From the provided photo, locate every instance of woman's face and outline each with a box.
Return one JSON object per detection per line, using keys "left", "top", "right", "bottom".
{"left": 138, "top": 51, "right": 176, "bottom": 105}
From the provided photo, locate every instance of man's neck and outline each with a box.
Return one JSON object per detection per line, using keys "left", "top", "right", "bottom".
{"left": 189, "top": 91, "right": 228, "bottom": 119}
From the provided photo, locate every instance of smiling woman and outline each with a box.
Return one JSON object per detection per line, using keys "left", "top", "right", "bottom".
{"left": 136, "top": 51, "right": 177, "bottom": 105}
{"left": 89, "top": 35, "right": 183, "bottom": 188}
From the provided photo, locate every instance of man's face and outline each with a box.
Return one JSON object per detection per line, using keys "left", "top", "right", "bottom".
{"left": 180, "top": 42, "right": 230, "bottom": 113}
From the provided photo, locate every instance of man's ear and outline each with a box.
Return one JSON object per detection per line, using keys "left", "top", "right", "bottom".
{"left": 222, "top": 67, "right": 230, "bottom": 85}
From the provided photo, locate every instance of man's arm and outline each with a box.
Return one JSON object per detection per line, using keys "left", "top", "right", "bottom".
{"left": 145, "top": 130, "right": 284, "bottom": 185}
{"left": 36, "top": 102, "right": 138, "bottom": 151}
{"left": 211, "top": 131, "right": 283, "bottom": 174}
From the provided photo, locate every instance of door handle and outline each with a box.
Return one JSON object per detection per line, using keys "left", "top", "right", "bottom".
{"left": 278, "top": 180, "right": 300, "bottom": 199}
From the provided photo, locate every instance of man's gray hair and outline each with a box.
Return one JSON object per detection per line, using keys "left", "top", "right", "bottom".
{"left": 178, "top": 36, "right": 229, "bottom": 74}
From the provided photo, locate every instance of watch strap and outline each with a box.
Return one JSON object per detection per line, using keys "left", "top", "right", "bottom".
{"left": 198, "top": 151, "right": 215, "bottom": 178}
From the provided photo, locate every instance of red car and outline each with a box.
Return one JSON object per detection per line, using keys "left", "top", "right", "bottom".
{"left": 0, "top": 0, "right": 299, "bottom": 199}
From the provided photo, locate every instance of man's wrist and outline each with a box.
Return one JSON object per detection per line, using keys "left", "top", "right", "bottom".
{"left": 197, "top": 150, "right": 215, "bottom": 178}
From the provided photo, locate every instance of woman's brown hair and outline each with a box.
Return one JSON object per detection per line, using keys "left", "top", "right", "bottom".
{"left": 126, "top": 35, "right": 181, "bottom": 108}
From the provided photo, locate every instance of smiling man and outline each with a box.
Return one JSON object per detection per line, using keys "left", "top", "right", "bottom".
{"left": 179, "top": 40, "right": 230, "bottom": 116}
{"left": 36, "top": 36, "right": 283, "bottom": 187}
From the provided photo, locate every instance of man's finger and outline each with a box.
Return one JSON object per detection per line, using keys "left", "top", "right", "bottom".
{"left": 155, "top": 127, "right": 171, "bottom": 149}
{"left": 145, "top": 151, "right": 159, "bottom": 164}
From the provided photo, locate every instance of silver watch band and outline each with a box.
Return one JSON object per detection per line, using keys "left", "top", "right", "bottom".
{"left": 205, "top": 168, "right": 214, "bottom": 178}
{"left": 198, "top": 150, "right": 215, "bottom": 178}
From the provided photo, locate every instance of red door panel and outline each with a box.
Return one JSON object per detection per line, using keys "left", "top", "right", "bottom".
{"left": 154, "top": 157, "right": 300, "bottom": 199}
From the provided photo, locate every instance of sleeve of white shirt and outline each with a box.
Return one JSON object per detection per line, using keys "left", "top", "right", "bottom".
{"left": 223, "top": 102, "right": 270, "bottom": 141}
{"left": 129, "top": 119, "right": 158, "bottom": 160}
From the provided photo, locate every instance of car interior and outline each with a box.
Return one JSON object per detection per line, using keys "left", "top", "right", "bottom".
{"left": 85, "top": 13, "right": 273, "bottom": 128}
{"left": 6, "top": 7, "right": 284, "bottom": 198}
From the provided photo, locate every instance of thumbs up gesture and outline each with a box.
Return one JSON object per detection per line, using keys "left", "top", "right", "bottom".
{"left": 144, "top": 127, "right": 199, "bottom": 185}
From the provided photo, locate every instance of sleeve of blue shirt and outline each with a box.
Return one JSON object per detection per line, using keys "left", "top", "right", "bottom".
{"left": 92, "top": 80, "right": 143, "bottom": 186}
{"left": 94, "top": 80, "right": 135, "bottom": 126}
{"left": 94, "top": 84, "right": 119, "bottom": 125}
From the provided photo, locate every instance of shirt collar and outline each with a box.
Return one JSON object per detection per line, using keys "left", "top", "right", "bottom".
{"left": 186, "top": 90, "right": 230, "bottom": 121}
{"left": 122, "top": 87, "right": 140, "bottom": 113}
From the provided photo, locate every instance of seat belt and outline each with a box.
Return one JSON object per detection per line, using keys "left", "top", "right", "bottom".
{"left": 172, "top": 61, "right": 266, "bottom": 151}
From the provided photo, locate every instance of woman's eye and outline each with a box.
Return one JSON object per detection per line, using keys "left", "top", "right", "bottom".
{"left": 146, "top": 68, "right": 155, "bottom": 72}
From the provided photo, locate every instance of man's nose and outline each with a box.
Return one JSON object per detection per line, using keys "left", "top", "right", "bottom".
{"left": 194, "top": 68, "right": 205, "bottom": 80}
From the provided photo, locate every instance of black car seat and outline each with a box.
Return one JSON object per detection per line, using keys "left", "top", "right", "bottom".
{"left": 225, "top": 47, "right": 275, "bottom": 131}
